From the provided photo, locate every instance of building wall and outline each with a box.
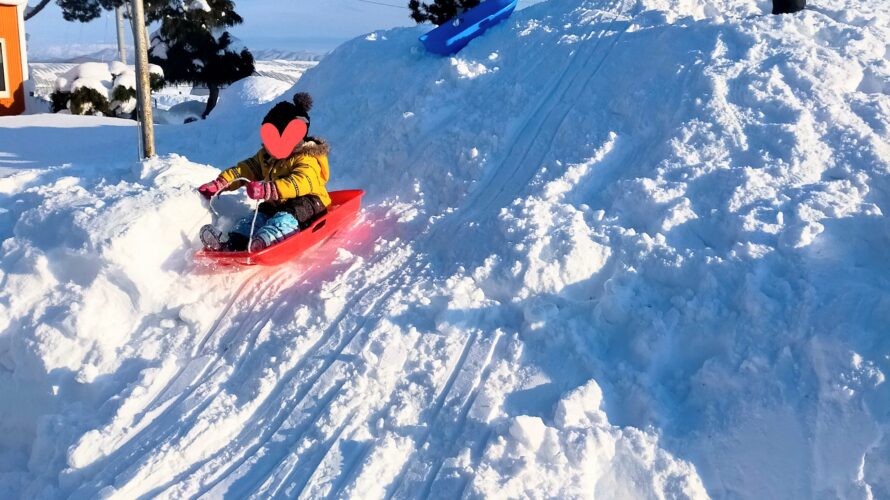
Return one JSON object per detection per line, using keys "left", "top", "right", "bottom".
{"left": 0, "top": 4, "right": 24, "bottom": 116}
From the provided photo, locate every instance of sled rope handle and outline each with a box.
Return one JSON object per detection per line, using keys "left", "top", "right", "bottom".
{"left": 207, "top": 176, "right": 262, "bottom": 254}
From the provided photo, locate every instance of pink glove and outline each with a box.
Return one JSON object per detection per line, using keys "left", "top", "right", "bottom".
{"left": 246, "top": 181, "right": 280, "bottom": 201}
{"left": 198, "top": 178, "right": 229, "bottom": 199}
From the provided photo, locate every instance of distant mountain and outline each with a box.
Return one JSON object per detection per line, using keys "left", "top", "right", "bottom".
{"left": 250, "top": 49, "right": 327, "bottom": 61}
{"left": 30, "top": 44, "right": 132, "bottom": 64}
{"left": 31, "top": 44, "right": 327, "bottom": 63}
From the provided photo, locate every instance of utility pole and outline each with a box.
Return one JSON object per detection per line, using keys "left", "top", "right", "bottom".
{"left": 115, "top": 6, "right": 127, "bottom": 63}
{"left": 130, "top": 0, "right": 155, "bottom": 158}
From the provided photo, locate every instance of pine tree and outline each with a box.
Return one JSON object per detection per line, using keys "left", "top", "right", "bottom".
{"left": 408, "top": 0, "right": 480, "bottom": 26}
{"left": 149, "top": 1, "right": 255, "bottom": 119}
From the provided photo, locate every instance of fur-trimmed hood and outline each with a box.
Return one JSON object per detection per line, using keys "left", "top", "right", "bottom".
{"left": 294, "top": 136, "right": 329, "bottom": 157}
{"left": 258, "top": 136, "right": 330, "bottom": 161}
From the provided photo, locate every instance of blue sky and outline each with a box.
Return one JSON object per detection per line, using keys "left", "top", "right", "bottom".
{"left": 25, "top": 0, "right": 415, "bottom": 54}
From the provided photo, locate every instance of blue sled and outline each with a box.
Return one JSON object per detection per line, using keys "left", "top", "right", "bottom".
{"left": 419, "top": 0, "right": 519, "bottom": 56}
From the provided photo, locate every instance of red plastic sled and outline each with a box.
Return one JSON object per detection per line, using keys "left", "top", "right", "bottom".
{"left": 196, "top": 189, "right": 365, "bottom": 266}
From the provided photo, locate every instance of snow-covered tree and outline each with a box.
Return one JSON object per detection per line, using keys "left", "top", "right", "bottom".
{"left": 50, "top": 61, "right": 164, "bottom": 117}
{"left": 149, "top": 0, "right": 255, "bottom": 119}
{"left": 408, "top": 0, "right": 480, "bottom": 25}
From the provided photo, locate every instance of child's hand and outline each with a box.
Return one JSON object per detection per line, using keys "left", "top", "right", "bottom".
{"left": 246, "top": 181, "right": 281, "bottom": 201}
{"left": 198, "top": 178, "right": 229, "bottom": 199}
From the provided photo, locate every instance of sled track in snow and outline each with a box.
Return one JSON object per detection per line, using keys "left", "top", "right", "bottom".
{"left": 422, "top": 2, "right": 634, "bottom": 261}
{"left": 74, "top": 229, "right": 369, "bottom": 496}
{"left": 179, "top": 242, "right": 511, "bottom": 498}
{"left": 422, "top": 333, "right": 506, "bottom": 498}
{"left": 236, "top": 261, "right": 491, "bottom": 498}
{"left": 388, "top": 329, "right": 505, "bottom": 499}
{"left": 486, "top": 29, "right": 630, "bottom": 211}
{"left": 143, "top": 267, "right": 272, "bottom": 413}
{"left": 65, "top": 217, "right": 416, "bottom": 497}
{"left": 70, "top": 267, "right": 298, "bottom": 496}
{"left": 192, "top": 248, "right": 419, "bottom": 498}
{"left": 480, "top": 0, "right": 632, "bottom": 215}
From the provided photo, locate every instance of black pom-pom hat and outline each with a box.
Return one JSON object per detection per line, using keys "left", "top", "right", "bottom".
{"left": 262, "top": 92, "right": 314, "bottom": 135}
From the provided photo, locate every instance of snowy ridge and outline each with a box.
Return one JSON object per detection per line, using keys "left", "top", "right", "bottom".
{"left": 1, "top": 0, "right": 890, "bottom": 498}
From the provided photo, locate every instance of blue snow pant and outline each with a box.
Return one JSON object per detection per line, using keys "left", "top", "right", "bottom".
{"left": 227, "top": 195, "right": 327, "bottom": 249}
{"left": 231, "top": 211, "right": 299, "bottom": 248}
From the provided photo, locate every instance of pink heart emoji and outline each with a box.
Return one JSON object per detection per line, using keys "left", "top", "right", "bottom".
{"left": 261, "top": 120, "right": 308, "bottom": 159}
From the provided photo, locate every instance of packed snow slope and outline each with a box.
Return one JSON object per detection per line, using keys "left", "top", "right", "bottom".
{"left": 2, "top": 0, "right": 890, "bottom": 498}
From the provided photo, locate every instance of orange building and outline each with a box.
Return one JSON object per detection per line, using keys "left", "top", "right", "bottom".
{"left": 0, "top": 0, "right": 28, "bottom": 116}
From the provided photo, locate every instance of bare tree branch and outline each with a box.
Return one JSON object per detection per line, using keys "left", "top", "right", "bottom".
{"left": 24, "top": 0, "right": 53, "bottom": 21}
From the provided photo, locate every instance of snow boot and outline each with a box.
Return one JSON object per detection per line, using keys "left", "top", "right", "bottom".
{"left": 249, "top": 237, "right": 269, "bottom": 253}
{"left": 200, "top": 224, "right": 225, "bottom": 251}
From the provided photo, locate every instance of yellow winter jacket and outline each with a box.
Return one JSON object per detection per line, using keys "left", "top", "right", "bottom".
{"left": 218, "top": 137, "right": 331, "bottom": 207}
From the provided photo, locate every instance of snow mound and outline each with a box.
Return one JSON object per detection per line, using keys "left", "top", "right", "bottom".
{"left": 471, "top": 381, "right": 707, "bottom": 498}
{"left": 213, "top": 75, "right": 295, "bottom": 116}
{"left": 0, "top": 156, "right": 220, "bottom": 379}
{"left": 0, "top": 153, "right": 261, "bottom": 497}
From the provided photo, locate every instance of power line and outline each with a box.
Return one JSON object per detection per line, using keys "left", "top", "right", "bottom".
{"left": 351, "top": 0, "right": 409, "bottom": 10}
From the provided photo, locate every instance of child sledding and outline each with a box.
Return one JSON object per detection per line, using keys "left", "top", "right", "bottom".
{"left": 196, "top": 92, "right": 363, "bottom": 266}
{"left": 198, "top": 92, "right": 330, "bottom": 252}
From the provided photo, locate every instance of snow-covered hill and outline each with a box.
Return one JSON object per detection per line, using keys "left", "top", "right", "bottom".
{"left": 2, "top": 0, "right": 889, "bottom": 498}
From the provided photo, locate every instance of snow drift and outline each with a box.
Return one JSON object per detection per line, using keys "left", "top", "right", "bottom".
{"left": 1, "top": 0, "right": 889, "bottom": 498}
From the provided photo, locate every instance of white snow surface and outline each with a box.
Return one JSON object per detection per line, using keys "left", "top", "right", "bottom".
{"left": 2, "top": 0, "right": 890, "bottom": 498}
